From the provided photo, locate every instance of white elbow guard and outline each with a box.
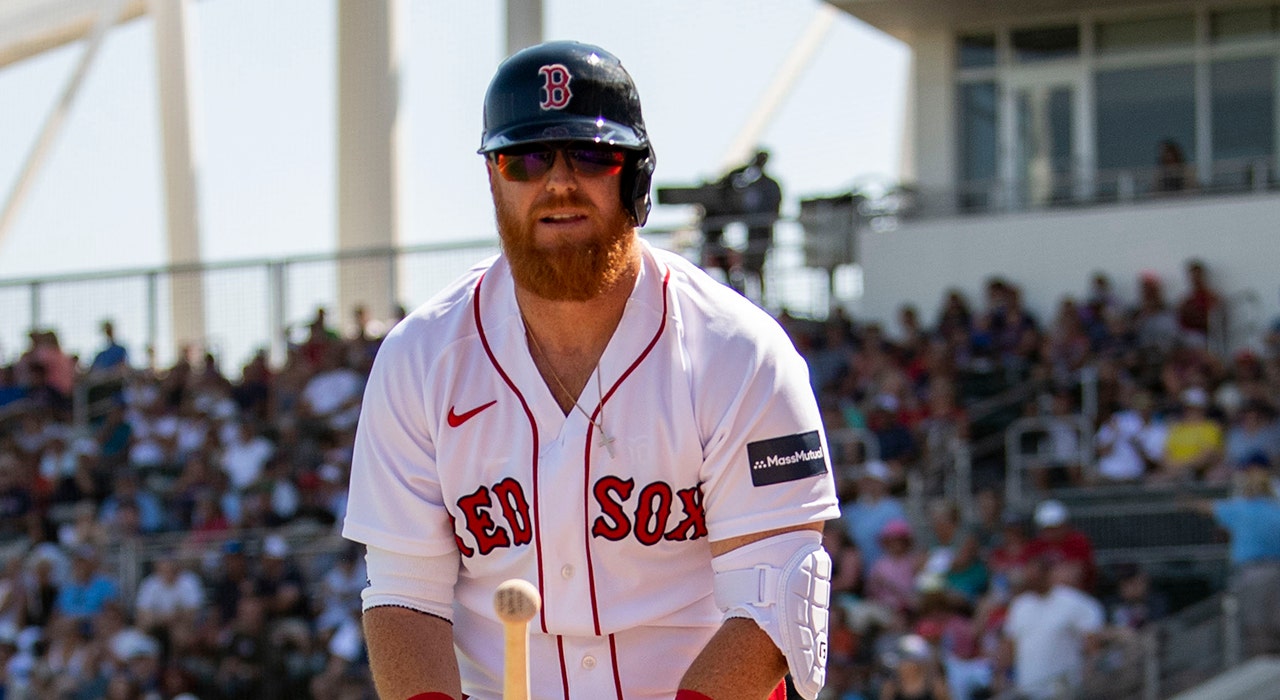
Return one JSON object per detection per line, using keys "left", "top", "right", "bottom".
{"left": 362, "top": 545, "right": 459, "bottom": 622}
{"left": 712, "top": 529, "right": 831, "bottom": 700}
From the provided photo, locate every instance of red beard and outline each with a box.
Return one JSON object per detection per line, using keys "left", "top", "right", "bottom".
{"left": 495, "top": 191, "right": 635, "bottom": 301}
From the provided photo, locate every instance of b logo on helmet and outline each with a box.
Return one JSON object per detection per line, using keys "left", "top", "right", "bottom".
{"left": 538, "top": 64, "right": 572, "bottom": 110}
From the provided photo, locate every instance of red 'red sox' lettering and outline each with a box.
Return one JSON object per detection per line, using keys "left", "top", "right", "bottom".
{"left": 457, "top": 485, "right": 510, "bottom": 556}
{"left": 591, "top": 477, "right": 707, "bottom": 544}
{"left": 455, "top": 476, "right": 706, "bottom": 558}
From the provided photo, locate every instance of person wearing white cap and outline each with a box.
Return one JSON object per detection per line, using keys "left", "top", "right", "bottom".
{"left": 255, "top": 534, "right": 307, "bottom": 624}
{"left": 1027, "top": 499, "right": 1097, "bottom": 592}
{"left": 842, "top": 460, "right": 908, "bottom": 575}
{"left": 879, "top": 633, "right": 951, "bottom": 700}
{"left": 997, "top": 555, "right": 1105, "bottom": 699}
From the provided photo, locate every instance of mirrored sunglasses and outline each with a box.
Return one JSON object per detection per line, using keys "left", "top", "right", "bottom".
{"left": 492, "top": 145, "right": 627, "bottom": 182}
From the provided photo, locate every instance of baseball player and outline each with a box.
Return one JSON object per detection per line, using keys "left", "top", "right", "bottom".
{"left": 343, "top": 40, "right": 840, "bottom": 700}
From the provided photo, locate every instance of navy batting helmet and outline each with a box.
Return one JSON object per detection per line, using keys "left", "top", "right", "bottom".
{"left": 479, "top": 41, "right": 656, "bottom": 226}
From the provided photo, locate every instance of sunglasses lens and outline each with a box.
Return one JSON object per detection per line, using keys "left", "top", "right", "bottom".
{"left": 495, "top": 150, "right": 555, "bottom": 181}
{"left": 566, "top": 148, "right": 626, "bottom": 176}
{"left": 494, "top": 145, "right": 627, "bottom": 181}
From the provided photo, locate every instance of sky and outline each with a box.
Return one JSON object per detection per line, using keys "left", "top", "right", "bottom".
{"left": 0, "top": 0, "right": 909, "bottom": 279}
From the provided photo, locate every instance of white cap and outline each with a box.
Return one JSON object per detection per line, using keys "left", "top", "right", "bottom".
{"left": 1034, "top": 499, "right": 1069, "bottom": 528}
{"left": 262, "top": 534, "right": 289, "bottom": 559}
{"left": 1182, "top": 387, "right": 1209, "bottom": 408}
{"left": 860, "top": 460, "right": 891, "bottom": 482}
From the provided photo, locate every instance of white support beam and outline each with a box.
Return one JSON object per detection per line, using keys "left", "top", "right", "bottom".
{"left": 0, "top": 0, "right": 128, "bottom": 251}
{"left": 337, "top": 0, "right": 402, "bottom": 321}
{"left": 505, "top": 0, "right": 543, "bottom": 57}
{"left": 149, "top": 0, "right": 206, "bottom": 353}
{"left": 0, "top": 0, "right": 147, "bottom": 70}
{"left": 719, "top": 4, "right": 838, "bottom": 172}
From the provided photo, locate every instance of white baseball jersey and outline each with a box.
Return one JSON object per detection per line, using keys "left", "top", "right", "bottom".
{"left": 343, "top": 241, "right": 840, "bottom": 700}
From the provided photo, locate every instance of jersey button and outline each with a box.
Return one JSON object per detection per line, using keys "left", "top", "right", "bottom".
{"left": 561, "top": 564, "right": 574, "bottom": 579}
{"left": 582, "top": 655, "right": 596, "bottom": 670}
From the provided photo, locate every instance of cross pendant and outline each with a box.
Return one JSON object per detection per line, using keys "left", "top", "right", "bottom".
{"left": 598, "top": 431, "right": 617, "bottom": 459}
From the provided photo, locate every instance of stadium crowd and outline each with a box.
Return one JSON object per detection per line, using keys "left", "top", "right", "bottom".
{"left": 0, "top": 258, "right": 1275, "bottom": 699}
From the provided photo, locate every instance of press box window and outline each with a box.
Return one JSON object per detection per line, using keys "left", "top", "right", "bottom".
{"left": 1011, "top": 25, "right": 1079, "bottom": 63}
{"left": 1210, "top": 5, "right": 1280, "bottom": 42}
{"left": 958, "top": 33, "right": 997, "bottom": 69}
{"left": 1096, "top": 14, "right": 1195, "bottom": 54}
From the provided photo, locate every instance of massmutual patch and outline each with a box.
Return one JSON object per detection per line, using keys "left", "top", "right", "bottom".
{"left": 747, "top": 430, "right": 828, "bottom": 487}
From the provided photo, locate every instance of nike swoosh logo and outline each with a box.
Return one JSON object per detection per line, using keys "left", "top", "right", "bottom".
{"left": 447, "top": 400, "right": 497, "bottom": 428}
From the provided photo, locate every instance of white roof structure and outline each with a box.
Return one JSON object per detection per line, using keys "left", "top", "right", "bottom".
{"left": 0, "top": 0, "right": 146, "bottom": 69}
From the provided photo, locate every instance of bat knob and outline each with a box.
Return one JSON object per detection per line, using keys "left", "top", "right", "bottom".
{"left": 494, "top": 578, "right": 541, "bottom": 624}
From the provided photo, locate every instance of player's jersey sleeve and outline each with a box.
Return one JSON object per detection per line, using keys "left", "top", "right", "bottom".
{"left": 688, "top": 296, "right": 840, "bottom": 541}
{"left": 343, "top": 320, "right": 456, "bottom": 557}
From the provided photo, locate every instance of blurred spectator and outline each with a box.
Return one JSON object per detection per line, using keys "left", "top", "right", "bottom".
{"left": 866, "top": 519, "right": 924, "bottom": 621}
{"left": 1026, "top": 389, "right": 1085, "bottom": 490}
{"left": 842, "top": 461, "right": 908, "bottom": 575}
{"left": 95, "top": 400, "right": 133, "bottom": 471}
{"left": 89, "top": 320, "right": 130, "bottom": 376}
{"left": 878, "top": 633, "right": 951, "bottom": 700}
{"left": 1157, "top": 387, "right": 1224, "bottom": 482}
{"left": 1094, "top": 391, "right": 1166, "bottom": 483}
{"left": 941, "top": 530, "right": 989, "bottom": 606}
{"left": 22, "top": 552, "right": 61, "bottom": 632}
{"left": 1176, "top": 259, "right": 1221, "bottom": 342}
{"left": 1104, "top": 563, "right": 1169, "bottom": 631}
{"left": 0, "top": 366, "right": 24, "bottom": 410}
{"left": 32, "top": 614, "right": 98, "bottom": 698}
{"left": 53, "top": 546, "right": 120, "bottom": 622}
{"left": 233, "top": 350, "right": 274, "bottom": 423}
{"left": 57, "top": 499, "right": 108, "bottom": 550}
{"left": 986, "top": 512, "right": 1034, "bottom": 591}
{"left": 1187, "top": 462, "right": 1280, "bottom": 656}
{"left": 134, "top": 552, "right": 204, "bottom": 637}
{"left": 208, "top": 540, "right": 254, "bottom": 625}
{"left": 220, "top": 420, "right": 275, "bottom": 493}
{"left": 32, "top": 330, "right": 77, "bottom": 408}
{"left": 314, "top": 543, "right": 367, "bottom": 635}
{"left": 1132, "top": 272, "right": 1179, "bottom": 353}
{"left": 99, "top": 472, "right": 166, "bottom": 535}
{"left": 914, "top": 577, "right": 989, "bottom": 700}
{"left": 253, "top": 534, "right": 309, "bottom": 625}
{"left": 215, "top": 594, "right": 271, "bottom": 696}
{"left": 1220, "top": 400, "right": 1280, "bottom": 474}
{"left": 1156, "top": 138, "right": 1189, "bottom": 192}
{"left": 867, "top": 395, "right": 918, "bottom": 474}
{"left": 920, "top": 501, "right": 962, "bottom": 579}
{"left": 298, "top": 345, "right": 365, "bottom": 436}
{"left": 1026, "top": 499, "right": 1097, "bottom": 593}
{"left": 935, "top": 290, "right": 973, "bottom": 340}
{"left": 299, "top": 307, "right": 340, "bottom": 370}
{"left": 0, "top": 455, "right": 35, "bottom": 540}
{"left": 998, "top": 556, "right": 1105, "bottom": 700}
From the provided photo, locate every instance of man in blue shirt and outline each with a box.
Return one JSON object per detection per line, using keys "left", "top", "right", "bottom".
{"left": 89, "top": 320, "right": 129, "bottom": 374}
{"left": 54, "top": 546, "right": 120, "bottom": 621}
{"left": 1191, "top": 457, "right": 1280, "bottom": 655}
{"left": 842, "top": 460, "right": 907, "bottom": 575}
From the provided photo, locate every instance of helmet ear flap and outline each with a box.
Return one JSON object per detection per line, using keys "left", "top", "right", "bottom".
{"left": 623, "top": 148, "right": 656, "bottom": 227}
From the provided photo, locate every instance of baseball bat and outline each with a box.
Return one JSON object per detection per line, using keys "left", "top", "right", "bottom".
{"left": 493, "top": 578, "right": 541, "bottom": 700}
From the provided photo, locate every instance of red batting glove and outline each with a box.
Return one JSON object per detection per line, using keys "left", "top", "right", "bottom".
{"left": 405, "top": 694, "right": 455, "bottom": 700}
{"left": 674, "top": 691, "right": 715, "bottom": 700}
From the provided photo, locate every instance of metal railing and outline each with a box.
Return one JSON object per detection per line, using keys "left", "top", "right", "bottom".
{"left": 0, "top": 222, "right": 858, "bottom": 375}
{"left": 1004, "top": 413, "right": 1097, "bottom": 508}
{"left": 938, "top": 156, "right": 1280, "bottom": 219}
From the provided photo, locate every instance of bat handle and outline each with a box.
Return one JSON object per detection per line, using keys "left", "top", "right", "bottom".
{"left": 502, "top": 618, "right": 531, "bottom": 700}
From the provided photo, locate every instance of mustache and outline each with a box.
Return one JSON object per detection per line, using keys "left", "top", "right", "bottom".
{"left": 529, "top": 193, "right": 596, "bottom": 216}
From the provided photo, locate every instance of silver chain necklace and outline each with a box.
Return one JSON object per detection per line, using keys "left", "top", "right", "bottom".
{"left": 523, "top": 318, "right": 617, "bottom": 459}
